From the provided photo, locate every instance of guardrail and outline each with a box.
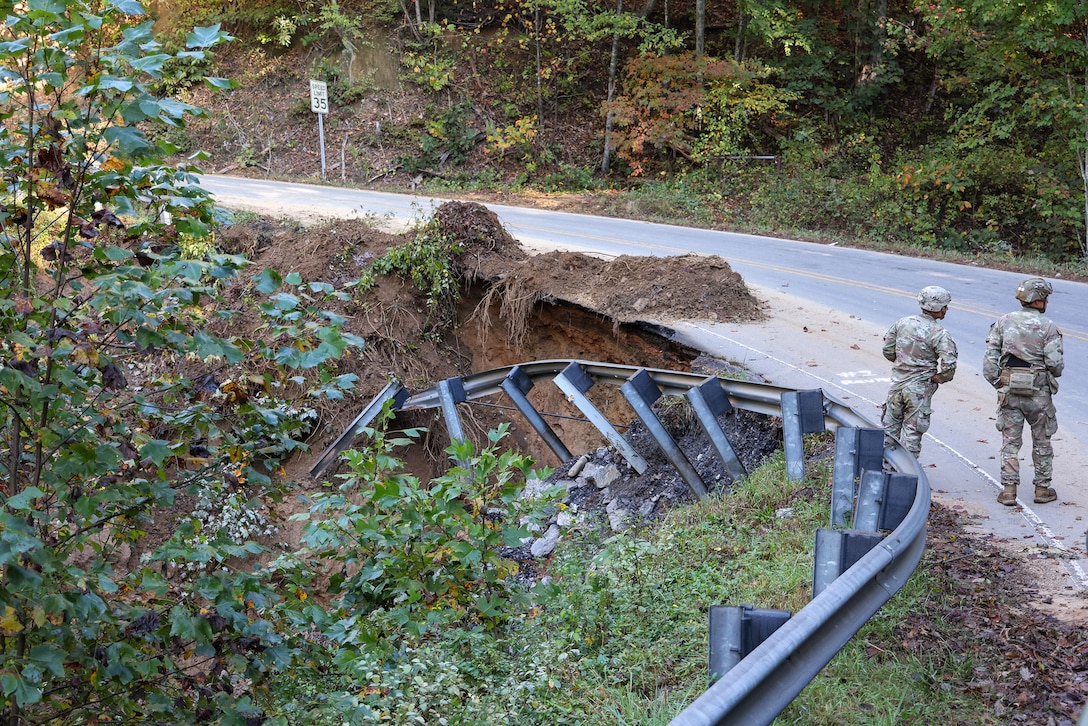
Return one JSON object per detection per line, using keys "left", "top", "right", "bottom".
{"left": 311, "top": 359, "right": 929, "bottom": 725}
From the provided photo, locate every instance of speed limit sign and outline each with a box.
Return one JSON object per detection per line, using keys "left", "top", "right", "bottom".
{"left": 309, "top": 80, "right": 329, "bottom": 114}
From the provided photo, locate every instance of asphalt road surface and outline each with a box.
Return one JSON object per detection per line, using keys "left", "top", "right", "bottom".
{"left": 198, "top": 174, "right": 1088, "bottom": 593}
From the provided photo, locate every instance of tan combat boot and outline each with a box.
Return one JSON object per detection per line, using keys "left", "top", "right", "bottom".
{"left": 1034, "top": 486, "right": 1057, "bottom": 504}
{"left": 997, "top": 485, "right": 1017, "bottom": 506}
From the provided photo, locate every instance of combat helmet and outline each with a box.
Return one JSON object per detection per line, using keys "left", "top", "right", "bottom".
{"left": 1015, "top": 277, "right": 1053, "bottom": 304}
{"left": 917, "top": 285, "right": 952, "bottom": 313}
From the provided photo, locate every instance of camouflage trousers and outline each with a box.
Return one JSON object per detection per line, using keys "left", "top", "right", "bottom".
{"left": 996, "top": 390, "right": 1058, "bottom": 488}
{"left": 882, "top": 379, "right": 938, "bottom": 456}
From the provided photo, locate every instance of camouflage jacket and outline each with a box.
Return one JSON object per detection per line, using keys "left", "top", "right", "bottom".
{"left": 982, "top": 307, "right": 1064, "bottom": 389}
{"left": 883, "top": 313, "right": 958, "bottom": 386}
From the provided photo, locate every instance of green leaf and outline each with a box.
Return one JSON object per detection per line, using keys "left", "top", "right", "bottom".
{"left": 139, "top": 439, "right": 175, "bottom": 467}
{"left": 29, "top": 644, "right": 67, "bottom": 678}
{"left": 108, "top": 0, "right": 146, "bottom": 15}
{"left": 187, "top": 24, "right": 231, "bottom": 49}
{"left": 129, "top": 53, "right": 171, "bottom": 76}
{"left": 203, "top": 77, "right": 237, "bottom": 90}
{"left": 0, "top": 673, "right": 41, "bottom": 707}
{"left": 29, "top": 0, "right": 66, "bottom": 14}
{"left": 5, "top": 486, "right": 47, "bottom": 511}
{"left": 103, "top": 245, "right": 134, "bottom": 261}
{"left": 103, "top": 126, "right": 151, "bottom": 157}
{"left": 254, "top": 267, "right": 282, "bottom": 294}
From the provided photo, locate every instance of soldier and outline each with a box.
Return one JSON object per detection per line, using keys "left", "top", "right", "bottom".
{"left": 882, "top": 286, "right": 958, "bottom": 457}
{"left": 983, "top": 277, "right": 1064, "bottom": 506}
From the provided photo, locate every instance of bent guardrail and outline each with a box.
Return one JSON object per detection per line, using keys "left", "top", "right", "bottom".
{"left": 311, "top": 359, "right": 929, "bottom": 725}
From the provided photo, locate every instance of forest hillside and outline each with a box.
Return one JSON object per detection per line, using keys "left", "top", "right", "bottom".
{"left": 158, "top": 0, "right": 1088, "bottom": 268}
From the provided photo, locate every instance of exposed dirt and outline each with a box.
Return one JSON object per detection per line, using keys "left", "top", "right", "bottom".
{"left": 217, "top": 203, "right": 763, "bottom": 486}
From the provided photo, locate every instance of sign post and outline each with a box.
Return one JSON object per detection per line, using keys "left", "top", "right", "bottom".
{"left": 309, "top": 80, "right": 329, "bottom": 180}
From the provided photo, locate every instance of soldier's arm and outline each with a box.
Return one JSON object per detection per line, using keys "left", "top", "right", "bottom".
{"left": 882, "top": 323, "right": 898, "bottom": 362}
{"left": 982, "top": 323, "right": 1002, "bottom": 387}
{"left": 935, "top": 330, "right": 957, "bottom": 383}
{"left": 1044, "top": 327, "right": 1064, "bottom": 378}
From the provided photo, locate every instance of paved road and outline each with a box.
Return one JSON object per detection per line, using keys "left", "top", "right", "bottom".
{"left": 198, "top": 174, "right": 1088, "bottom": 594}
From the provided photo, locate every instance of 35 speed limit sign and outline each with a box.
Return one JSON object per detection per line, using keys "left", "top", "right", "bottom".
{"left": 309, "top": 80, "right": 329, "bottom": 114}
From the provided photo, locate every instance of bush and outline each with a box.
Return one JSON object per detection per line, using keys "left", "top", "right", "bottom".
{"left": 0, "top": 4, "right": 360, "bottom": 721}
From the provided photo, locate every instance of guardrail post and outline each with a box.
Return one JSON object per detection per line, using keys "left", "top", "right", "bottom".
{"left": 830, "top": 427, "right": 884, "bottom": 527}
{"left": 309, "top": 381, "right": 410, "bottom": 478}
{"left": 780, "top": 389, "right": 825, "bottom": 480}
{"left": 709, "top": 605, "right": 791, "bottom": 684}
{"left": 856, "top": 470, "right": 919, "bottom": 533}
{"left": 686, "top": 377, "right": 747, "bottom": 483}
{"left": 437, "top": 376, "right": 468, "bottom": 446}
{"left": 553, "top": 362, "right": 648, "bottom": 474}
{"left": 812, "top": 529, "right": 885, "bottom": 597}
{"left": 500, "top": 365, "right": 572, "bottom": 463}
{"left": 621, "top": 370, "right": 708, "bottom": 499}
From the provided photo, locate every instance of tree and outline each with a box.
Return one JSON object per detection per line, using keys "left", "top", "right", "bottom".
{"left": 605, "top": 52, "right": 796, "bottom": 174}
{"left": 902, "top": 0, "right": 1088, "bottom": 258}
{"left": 0, "top": 1, "right": 362, "bottom": 721}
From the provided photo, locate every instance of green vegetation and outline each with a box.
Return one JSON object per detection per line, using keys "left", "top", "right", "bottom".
{"left": 0, "top": 2, "right": 362, "bottom": 721}
{"left": 254, "top": 443, "right": 992, "bottom": 725}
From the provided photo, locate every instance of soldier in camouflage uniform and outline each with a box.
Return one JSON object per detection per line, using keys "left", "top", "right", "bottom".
{"left": 882, "top": 286, "right": 958, "bottom": 457}
{"left": 983, "top": 277, "right": 1064, "bottom": 506}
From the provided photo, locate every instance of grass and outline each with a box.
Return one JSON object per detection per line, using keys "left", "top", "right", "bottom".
{"left": 266, "top": 437, "right": 994, "bottom": 724}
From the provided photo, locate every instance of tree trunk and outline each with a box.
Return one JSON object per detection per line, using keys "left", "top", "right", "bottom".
{"left": 535, "top": 4, "right": 545, "bottom": 135}
{"left": 1079, "top": 26, "right": 1088, "bottom": 260}
{"left": 601, "top": 0, "right": 625, "bottom": 173}
{"left": 869, "top": 0, "right": 887, "bottom": 76}
{"left": 695, "top": 0, "right": 705, "bottom": 55}
{"left": 735, "top": 0, "right": 748, "bottom": 62}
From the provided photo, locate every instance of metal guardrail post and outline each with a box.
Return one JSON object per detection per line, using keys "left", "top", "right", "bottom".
{"left": 437, "top": 376, "right": 468, "bottom": 447}
{"left": 553, "top": 361, "right": 648, "bottom": 474}
{"left": 500, "top": 365, "right": 572, "bottom": 463}
{"left": 812, "top": 529, "right": 885, "bottom": 597}
{"left": 687, "top": 377, "right": 747, "bottom": 483}
{"left": 831, "top": 428, "right": 885, "bottom": 527}
{"left": 622, "top": 370, "right": 708, "bottom": 499}
{"left": 854, "top": 469, "right": 885, "bottom": 533}
{"left": 709, "top": 605, "right": 791, "bottom": 684}
{"left": 309, "top": 381, "right": 409, "bottom": 478}
{"left": 780, "top": 389, "right": 825, "bottom": 480}
{"left": 856, "top": 470, "right": 919, "bottom": 533}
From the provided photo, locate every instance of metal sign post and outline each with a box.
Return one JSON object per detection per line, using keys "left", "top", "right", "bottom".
{"left": 309, "top": 80, "right": 329, "bottom": 180}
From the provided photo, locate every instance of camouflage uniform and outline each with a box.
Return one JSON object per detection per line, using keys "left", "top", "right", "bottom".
{"left": 882, "top": 313, "right": 958, "bottom": 456}
{"left": 983, "top": 306, "right": 1063, "bottom": 502}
